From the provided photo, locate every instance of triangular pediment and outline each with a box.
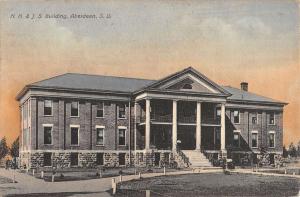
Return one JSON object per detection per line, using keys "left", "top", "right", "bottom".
{"left": 145, "top": 67, "right": 230, "bottom": 95}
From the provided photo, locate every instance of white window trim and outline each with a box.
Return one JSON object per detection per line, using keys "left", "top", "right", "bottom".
{"left": 118, "top": 126, "right": 127, "bottom": 146}
{"left": 233, "top": 110, "right": 240, "bottom": 124}
{"left": 96, "top": 102, "right": 105, "bottom": 118}
{"left": 70, "top": 125, "right": 80, "bottom": 146}
{"left": 117, "top": 104, "right": 126, "bottom": 119}
{"left": 96, "top": 126, "right": 105, "bottom": 146}
{"left": 268, "top": 131, "right": 276, "bottom": 148}
{"left": 44, "top": 100, "right": 53, "bottom": 116}
{"left": 268, "top": 112, "right": 275, "bottom": 125}
{"left": 251, "top": 130, "right": 258, "bottom": 148}
{"left": 43, "top": 124, "right": 53, "bottom": 145}
{"left": 233, "top": 130, "right": 241, "bottom": 147}
{"left": 70, "top": 101, "right": 80, "bottom": 117}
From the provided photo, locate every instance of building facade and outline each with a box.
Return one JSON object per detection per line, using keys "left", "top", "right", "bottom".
{"left": 16, "top": 67, "right": 287, "bottom": 169}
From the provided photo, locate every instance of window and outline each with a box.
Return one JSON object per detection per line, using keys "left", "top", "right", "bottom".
{"left": 118, "top": 104, "right": 126, "bottom": 119}
{"left": 96, "top": 127, "right": 104, "bottom": 145}
{"left": 216, "top": 109, "right": 221, "bottom": 117}
{"left": 71, "top": 126, "right": 79, "bottom": 145}
{"left": 233, "top": 110, "right": 240, "bottom": 124}
{"left": 251, "top": 131, "right": 258, "bottom": 148}
{"left": 44, "top": 126, "right": 52, "bottom": 145}
{"left": 96, "top": 102, "right": 104, "bottom": 118}
{"left": 119, "top": 153, "right": 126, "bottom": 166}
{"left": 70, "top": 153, "right": 78, "bottom": 166}
{"left": 233, "top": 131, "right": 240, "bottom": 147}
{"left": 252, "top": 113, "right": 258, "bottom": 124}
{"left": 44, "top": 100, "right": 52, "bottom": 116}
{"left": 118, "top": 129, "right": 126, "bottom": 146}
{"left": 44, "top": 153, "right": 52, "bottom": 166}
{"left": 269, "top": 112, "right": 275, "bottom": 125}
{"left": 269, "top": 132, "right": 275, "bottom": 148}
{"left": 96, "top": 153, "right": 104, "bottom": 165}
{"left": 182, "top": 83, "right": 192, "bottom": 89}
{"left": 71, "top": 102, "right": 79, "bottom": 117}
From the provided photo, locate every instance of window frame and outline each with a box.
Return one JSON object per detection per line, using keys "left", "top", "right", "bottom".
{"left": 71, "top": 101, "right": 79, "bottom": 117}
{"left": 44, "top": 100, "right": 53, "bottom": 116}
{"left": 268, "top": 112, "right": 275, "bottom": 125}
{"left": 233, "top": 130, "right": 240, "bottom": 148}
{"left": 70, "top": 125, "right": 80, "bottom": 146}
{"left": 251, "top": 131, "right": 258, "bottom": 148}
{"left": 118, "top": 103, "right": 126, "bottom": 119}
{"left": 96, "top": 126, "right": 105, "bottom": 146}
{"left": 43, "top": 124, "right": 53, "bottom": 145}
{"left": 96, "top": 102, "right": 104, "bottom": 118}
{"left": 118, "top": 127, "right": 127, "bottom": 146}
{"left": 268, "top": 131, "right": 275, "bottom": 148}
{"left": 233, "top": 110, "right": 240, "bottom": 124}
{"left": 252, "top": 112, "right": 258, "bottom": 125}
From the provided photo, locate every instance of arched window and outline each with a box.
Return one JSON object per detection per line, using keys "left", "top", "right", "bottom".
{"left": 182, "top": 83, "right": 192, "bottom": 89}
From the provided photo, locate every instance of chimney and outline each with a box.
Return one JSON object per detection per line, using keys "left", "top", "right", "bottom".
{"left": 241, "top": 82, "right": 248, "bottom": 91}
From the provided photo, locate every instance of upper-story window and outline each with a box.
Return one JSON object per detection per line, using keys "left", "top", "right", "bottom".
{"left": 96, "top": 102, "right": 104, "bottom": 118}
{"left": 71, "top": 102, "right": 79, "bottom": 117}
{"left": 252, "top": 113, "right": 258, "bottom": 124}
{"left": 269, "top": 131, "right": 275, "bottom": 148}
{"left": 44, "top": 100, "right": 53, "bottom": 116}
{"left": 43, "top": 125, "right": 52, "bottom": 145}
{"left": 71, "top": 126, "right": 79, "bottom": 145}
{"left": 268, "top": 112, "right": 275, "bottom": 125}
{"left": 233, "top": 110, "right": 240, "bottom": 124}
{"left": 118, "top": 104, "right": 126, "bottom": 119}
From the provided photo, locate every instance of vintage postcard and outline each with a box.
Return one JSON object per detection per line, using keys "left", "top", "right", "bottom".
{"left": 0, "top": 0, "right": 299, "bottom": 196}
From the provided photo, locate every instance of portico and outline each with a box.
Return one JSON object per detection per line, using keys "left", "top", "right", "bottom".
{"left": 134, "top": 97, "right": 227, "bottom": 154}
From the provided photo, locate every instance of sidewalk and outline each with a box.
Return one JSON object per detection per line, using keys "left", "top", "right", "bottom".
{"left": 0, "top": 168, "right": 211, "bottom": 196}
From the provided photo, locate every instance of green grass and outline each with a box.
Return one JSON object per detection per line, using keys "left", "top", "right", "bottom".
{"left": 111, "top": 173, "right": 300, "bottom": 196}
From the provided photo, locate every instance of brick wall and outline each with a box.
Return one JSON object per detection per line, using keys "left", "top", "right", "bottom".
{"left": 225, "top": 108, "right": 283, "bottom": 153}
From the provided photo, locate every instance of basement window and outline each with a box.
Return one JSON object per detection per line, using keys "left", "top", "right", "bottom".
{"left": 70, "top": 153, "right": 79, "bottom": 166}
{"left": 44, "top": 153, "right": 52, "bottom": 167}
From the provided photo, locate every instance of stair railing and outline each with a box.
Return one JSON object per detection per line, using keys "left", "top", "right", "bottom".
{"left": 176, "top": 146, "right": 191, "bottom": 167}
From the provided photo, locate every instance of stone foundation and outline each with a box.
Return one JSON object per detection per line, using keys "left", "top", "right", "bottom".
{"left": 21, "top": 151, "right": 134, "bottom": 169}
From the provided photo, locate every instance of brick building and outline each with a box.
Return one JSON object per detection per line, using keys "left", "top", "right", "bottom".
{"left": 16, "top": 67, "right": 287, "bottom": 169}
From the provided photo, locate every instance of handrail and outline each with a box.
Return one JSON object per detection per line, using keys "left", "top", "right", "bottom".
{"left": 176, "top": 146, "right": 191, "bottom": 167}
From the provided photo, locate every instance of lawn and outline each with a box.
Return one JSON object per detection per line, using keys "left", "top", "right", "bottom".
{"left": 112, "top": 173, "right": 300, "bottom": 196}
{"left": 22, "top": 167, "right": 185, "bottom": 182}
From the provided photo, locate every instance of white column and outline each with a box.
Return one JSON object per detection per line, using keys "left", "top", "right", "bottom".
{"left": 145, "top": 99, "right": 151, "bottom": 150}
{"left": 221, "top": 103, "right": 226, "bottom": 151}
{"left": 196, "top": 102, "right": 201, "bottom": 150}
{"left": 172, "top": 100, "right": 177, "bottom": 151}
{"left": 134, "top": 102, "right": 137, "bottom": 164}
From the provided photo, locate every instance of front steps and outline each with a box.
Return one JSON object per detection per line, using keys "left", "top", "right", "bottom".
{"left": 182, "top": 150, "right": 212, "bottom": 167}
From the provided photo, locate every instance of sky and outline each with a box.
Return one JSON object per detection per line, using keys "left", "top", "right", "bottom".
{"left": 0, "top": 0, "right": 299, "bottom": 146}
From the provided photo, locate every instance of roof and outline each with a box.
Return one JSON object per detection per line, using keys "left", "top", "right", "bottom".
{"left": 223, "top": 86, "right": 286, "bottom": 105}
{"left": 29, "top": 73, "right": 156, "bottom": 93}
{"left": 16, "top": 69, "right": 287, "bottom": 105}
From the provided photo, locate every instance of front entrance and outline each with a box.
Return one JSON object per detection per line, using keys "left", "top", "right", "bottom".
{"left": 202, "top": 127, "right": 220, "bottom": 150}
{"left": 177, "top": 125, "right": 196, "bottom": 150}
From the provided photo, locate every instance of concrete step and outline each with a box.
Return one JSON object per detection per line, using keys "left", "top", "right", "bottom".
{"left": 181, "top": 150, "right": 212, "bottom": 167}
